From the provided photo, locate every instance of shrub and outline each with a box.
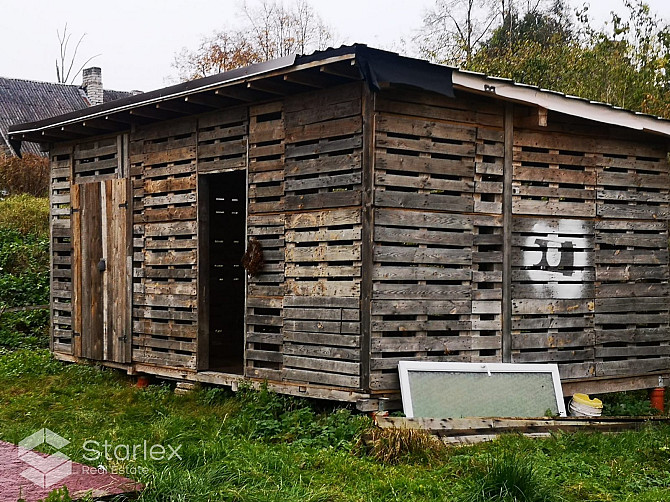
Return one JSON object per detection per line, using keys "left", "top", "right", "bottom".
{"left": 230, "top": 384, "right": 371, "bottom": 449}
{"left": 0, "top": 227, "right": 49, "bottom": 306}
{"left": 0, "top": 153, "right": 49, "bottom": 197}
{"left": 0, "top": 309, "right": 49, "bottom": 349}
{"left": 599, "top": 390, "right": 659, "bottom": 417}
{"left": 0, "top": 194, "right": 50, "bottom": 236}
{"left": 0, "top": 199, "right": 50, "bottom": 349}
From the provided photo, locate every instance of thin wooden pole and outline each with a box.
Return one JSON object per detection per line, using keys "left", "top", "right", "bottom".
{"left": 360, "top": 83, "right": 375, "bottom": 392}
{"left": 502, "top": 103, "right": 514, "bottom": 363}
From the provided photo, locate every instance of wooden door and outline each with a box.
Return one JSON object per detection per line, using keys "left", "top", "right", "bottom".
{"left": 72, "top": 179, "right": 131, "bottom": 363}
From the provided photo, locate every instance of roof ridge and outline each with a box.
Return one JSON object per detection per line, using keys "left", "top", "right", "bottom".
{"left": 0, "top": 75, "right": 80, "bottom": 88}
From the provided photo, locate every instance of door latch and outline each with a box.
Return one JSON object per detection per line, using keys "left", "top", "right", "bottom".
{"left": 97, "top": 259, "right": 106, "bottom": 272}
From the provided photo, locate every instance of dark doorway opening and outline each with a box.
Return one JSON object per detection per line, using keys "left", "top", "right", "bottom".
{"left": 200, "top": 170, "right": 246, "bottom": 374}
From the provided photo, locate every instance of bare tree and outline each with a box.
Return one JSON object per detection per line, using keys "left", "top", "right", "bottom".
{"left": 415, "top": 0, "right": 553, "bottom": 66}
{"left": 415, "top": 0, "right": 500, "bottom": 66}
{"left": 243, "top": 0, "right": 332, "bottom": 59}
{"left": 55, "top": 24, "right": 100, "bottom": 84}
{"left": 172, "top": 0, "right": 333, "bottom": 81}
{"left": 173, "top": 31, "right": 260, "bottom": 81}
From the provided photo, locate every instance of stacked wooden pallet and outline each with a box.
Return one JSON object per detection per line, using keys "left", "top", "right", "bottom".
{"left": 130, "top": 119, "right": 198, "bottom": 369}
{"left": 595, "top": 137, "right": 670, "bottom": 378}
{"left": 280, "top": 84, "right": 365, "bottom": 387}
{"left": 370, "top": 89, "right": 506, "bottom": 392}
{"left": 50, "top": 144, "right": 74, "bottom": 353}
{"left": 245, "top": 101, "right": 286, "bottom": 379}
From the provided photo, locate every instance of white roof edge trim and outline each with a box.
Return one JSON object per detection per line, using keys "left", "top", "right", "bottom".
{"left": 452, "top": 70, "right": 670, "bottom": 138}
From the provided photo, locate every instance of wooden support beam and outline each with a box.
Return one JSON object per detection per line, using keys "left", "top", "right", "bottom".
{"left": 320, "top": 60, "right": 360, "bottom": 80}
{"left": 61, "top": 124, "right": 106, "bottom": 136}
{"left": 283, "top": 71, "right": 329, "bottom": 88}
{"left": 105, "top": 113, "right": 133, "bottom": 124}
{"left": 360, "top": 82, "right": 374, "bottom": 393}
{"left": 83, "top": 119, "right": 124, "bottom": 131}
{"left": 185, "top": 93, "right": 235, "bottom": 109}
{"left": 196, "top": 175, "right": 210, "bottom": 371}
{"left": 215, "top": 86, "right": 270, "bottom": 102}
{"left": 13, "top": 133, "right": 54, "bottom": 145}
{"left": 502, "top": 103, "right": 513, "bottom": 363}
{"left": 517, "top": 106, "right": 549, "bottom": 128}
{"left": 156, "top": 100, "right": 210, "bottom": 115}
{"left": 247, "top": 80, "right": 287, "bottom": 96}
{"left": 42, "top": 129, "right": 82, "bottom": 140}
{"left": 129, "top": 107, "right": 178, "bottom": 120}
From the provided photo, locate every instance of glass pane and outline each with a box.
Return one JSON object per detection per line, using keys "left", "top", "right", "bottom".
{"left": 407, "top": 371, "right": 560, "bottom": 418}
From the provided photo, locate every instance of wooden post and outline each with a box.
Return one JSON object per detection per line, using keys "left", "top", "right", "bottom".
{"left": 197, "top": 174, "right": 210, "bottom": 371}
{"left": 360, "top": 83, "right": 375, "bottom": 392}
{"left": 502, "top": 103, "right": 514, "bottom": 363}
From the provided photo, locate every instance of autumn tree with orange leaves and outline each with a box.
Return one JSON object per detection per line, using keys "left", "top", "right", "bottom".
{"left": 173, "top": 0, "right": 333, "bottom": 81}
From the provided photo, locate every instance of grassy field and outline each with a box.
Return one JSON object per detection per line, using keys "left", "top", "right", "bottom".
{"left": 2, "top": 349, "right": 670, "bottom": 502}
{"left": 2, "top": 195, "right": 670, "bottom": 501}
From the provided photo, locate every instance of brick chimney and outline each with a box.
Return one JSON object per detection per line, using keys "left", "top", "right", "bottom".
{"left": 82, "top": 67, "right": 103, "bottom": 106}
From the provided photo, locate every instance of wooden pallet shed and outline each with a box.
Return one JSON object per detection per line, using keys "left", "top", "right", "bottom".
{"left": 9, "top": 45, "right": 670, "bottom": 409}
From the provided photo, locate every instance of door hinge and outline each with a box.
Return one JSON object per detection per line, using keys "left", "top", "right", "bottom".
{"left": 97, "top": 259, "right": 106, "bottom": 272}
{"left": 117, "top": 335, "right": 128, "bottom": 342}
{"left": 118, "top": 202, "right": 128, "bottom": 209}
{"left": 71, "top": 208, "right": 80, "bottom": 214}
{"left": 73, "top": 332, "right": 81, "bottom": 337}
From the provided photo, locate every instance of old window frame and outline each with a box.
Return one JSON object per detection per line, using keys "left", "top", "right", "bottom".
{"left": 398, "top": 361, "right": 566, "bottom": 418}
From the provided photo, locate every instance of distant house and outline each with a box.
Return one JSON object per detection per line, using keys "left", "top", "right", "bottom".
{"left": 0, "top": 67, "right": 132, "bottom": 156}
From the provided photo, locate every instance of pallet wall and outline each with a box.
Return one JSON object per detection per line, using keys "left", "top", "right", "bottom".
{"left": 50, "top": 144, "right": 74, "bottom": 353}
{"left": 511, "top": 123, "right": 670, "bottom": 380}
{"left": 50, "top": 80, "right": 670, "bottom": 396}
{"left": 280, "top": 83, "right": 364, "bottom": 389}
{"left": 370, "top": 89, "right": 505, "bottom": 391}
{"left": 594, "top": 136, "right": 669, "bottom": 378}
{"left": 129, "top": 119, "right": 198, "bottom": 369}
{"left": 246, "top": 101, "right": 286, "bottom": 380}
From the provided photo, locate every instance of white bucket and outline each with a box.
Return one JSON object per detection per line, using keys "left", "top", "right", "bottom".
{"left": 569, "top": 399, "right": 602, "bottom": 417}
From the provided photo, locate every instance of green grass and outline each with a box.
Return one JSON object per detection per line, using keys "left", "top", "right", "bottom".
{"left": 2, "top": 350, "right": 670, "bottom": 501}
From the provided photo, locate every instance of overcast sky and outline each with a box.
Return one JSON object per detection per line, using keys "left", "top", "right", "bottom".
{"left": 2, "top": 0, "right": 670, "bottom": 92}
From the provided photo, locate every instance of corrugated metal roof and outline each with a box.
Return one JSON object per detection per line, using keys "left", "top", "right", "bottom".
{"left": 0, "top": 77, "right": 132, "bottom": 155}
{"left": 454, "top": 67, "right": 669, "bottom": 122}
{"left": 451, "top": 69, "right": 670, "bottom": 137}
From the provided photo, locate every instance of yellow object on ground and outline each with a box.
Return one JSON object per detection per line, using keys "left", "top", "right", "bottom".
{"left": 572, "top": 393, "right": 603, "bottom": 409}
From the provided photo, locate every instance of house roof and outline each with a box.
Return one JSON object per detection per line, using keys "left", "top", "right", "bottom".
{"left": 0, "top": 77, "right": 132, "bottom": 155}
{"left": 8, "top": 44, "right": 670, "bottom": 149}
{"left": 8, "top": 45, "right": 456, "bottom": 149}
